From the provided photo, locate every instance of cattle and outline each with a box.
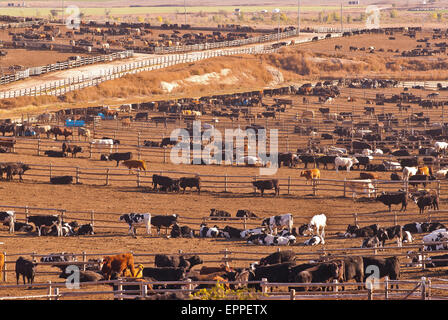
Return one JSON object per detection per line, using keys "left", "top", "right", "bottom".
{"left": 251, "top": 262, "right": 296, "bottom": 290}
{"left": 300, "top": 169, "right": 320, "bottom": 184}
{"left": 50, "top": 176, "right": 73, "bottom": 185}
{"left": 383, "top": 160, "right": 402, "bottom": 171}
{"left": 44, "top": 150, "right": 67, "bottom": 158}
{"left": 142, "top": 267, "right": 185, "bottom": 283}
{"left": 119, "top": 213, "right": 151, "bottom": 237}
{"left": 426, "top": 254, "right": 448, "bottom": 267}
{"left": 91, "top": 139, "right": 114, "bottom": 154}
{"left": 259, "top": 250, "right": 296, "bottom": 266}
{"left": 60, "top": 269, "right": 104, "bottom": 282}
{"left": 27, "top": 215, "right": 62, "bottom": 237}
{"left": 7, "top": 221, "right": 33, "bottom": 233}
{"left": 77, "top": 127, "right": 90, "bottom": 141}
{"left": 160, "top": 137, "right": 177, "bottom": 148}
{"left": 340, "top": 256, "right": 364, "bottom": 290}
{"left": 40, "top": 253, "right": 77, "bottom": 271}
{"left": 122, "top": 160, "right": 147, "bottom": 173}
{"left": 77, "top": 223, "right": 94, "bottom": 235}
{"left": 179, "top": 176, "right": 201, "bottom": 194}
{"left": 170, "top": 223, "right": 194, "bottom": 238}
{"left": 391, "top": 173, "right": 402, "bottom": 181}
{"left": 345, "top": 224, "right": 379, "bottom": 238}
{"left": 335, "top": 156, "right": 359, "bottom": 172}
{"left": 152, "top": 174, "right": 179, "bottom": 192}
{"left": 403, "top": 167, "right": 418, "bottom": 181}
{"left": 304, "top": 235, "right": 325, "bottom": 246}
{"left": 400, "top": 157, "right": 419, "bottom": 168}
{"left": 0, "top": 211, "right": 15, "bottom": 233}
{"left": 199, "top": 223, "right": 223, "bottom": 238}
{"left": 403, "top": 231, "right": 414, "bottom": 243}
{"left": 247, "top": 233, "right": 296, "bottom": 246}
{"left": 423, "top": 229, "right": 448, "bottom": 251}
{"left": 412, "top": 193, "right": 439, "bottom": 214}
{"left": 151, "top": 214, "right": 179, "bottom": 235}
{"left": 143, "top": 140, "right": 160, "bottom": 148}
{"left": 101, "top": 253, "right": 136, "bottom": 280}
{"left": 278, "top": 153, "right": 299, "bottom": 168}
{"left": 316, "top": 155, "right": 336, "bottom": 169}
{"left": 222, "top": 226, "right": 244, "bottom": 239}
{"left": 294, "top": 261, "right": 343, "bottom": 292}
{"left": 199, "top": 265, "right": 232, "bottom": 275}
{"left": 108, "top": 152, "right": 132, "bottom": 167}
{"left": 48, "top": 127, "right": 73, "bottom": 140}
{"left": 240, "top": 227, "right": 266, "bottom": 239}
{"left": 261, "top": 213, "right": 293, "bottom": 234}
{"left": 236, "top": 209, "right": 258, "bottom": 218}
{"left": 362, "top": 256, "right": 400, "bottom": 288}
{"left": 155, "top": 254, "right": 203, "bottom": 271}
{"left": 346, "top": 179, "right": 376, "bottom": 198}
{"left": 15, "top": 257, "right": 37, "bottom": 285}
{"left": 209, "top": 209, "right": 231, "bottom": 221}
{"left": 360, "top": 172, "right": 379, "bottom": 180}
{"left": 435, "top": 169, "right": 448, "bottom": 179}
{"left": 377, "top": 225, "right": 403, "bottom": 247}
{"left": 435, "top": 141, "right": 448, "bottom": 153}
{"left": 409, "top": 174, "right": 436, "bottom": 187}
{"left": 61, "top": 143, "right": 83, "bottom": 158}
{"left": 307, "top": 214, "right": 327, "bottom": 238}
{"left": 252, "top": 179, "right": 280, "bottom": 197}
{"left": 376, "top": 192, "right": 408, "bottom": 212}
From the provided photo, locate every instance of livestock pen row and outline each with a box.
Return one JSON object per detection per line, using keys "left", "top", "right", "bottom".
{"left": 0, "top": 277, "right": 438, "bottom": 300}
{"left": 9, "top": 162, "right": 448, "bottom": 198}
{"left": 1, "top": 203, "right": 445, "bottom": 239}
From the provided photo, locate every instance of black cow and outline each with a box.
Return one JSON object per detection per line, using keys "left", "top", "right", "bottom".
{"left": 278, "top": 153, "right": 298, "bottom": 168}
{"left": 427, "top": 254, "right": 448, "bottom": 267}
{"left": 143, "top": 140, "right": 161, "bottom": 148}
{"left": 391, "top": 173, "right": 402, "bottom": 181}
{"left": 61, "top": 143, "right": 82, "bottom": 158}
{"left": 7, "top": 221, "right": 33, "bottom": 233}
{"left": 27, "top": 215, "right": 62, "bottom": 237}
{"left": 252, "top": 179, "right": 280, "bottom": 197}
{"left": 317, "top": 155, "right": 336, "bottom": 169}
{"left": 341, "top": 256, "right": 364, "bottom": 290}
{"left": 154, "top": 254, "right": 203, "bottom": 271}
{"left": 354, "top": 156, "right": 371, "bottom": 170}
{"left": 362, "top": 256, "right": 400, "bottom": 288}
{"left": 414, "top": 193, "right": 439, "bottom": 214}
{"left": 259, "top": 250, "right": 296, "bottom": 266}
{"left": 77, "top": 224, "right": 94, "bottom": 235}
{"left": 108, "top": 152, "right": 132, "bottom": 167}
{"left": 160, "top": 138, "right": 177, "bottom": 148}
{"left": 376, "top": 192, "right": 408, "bottom": 212}
{"left": 422, "top": 222, "right": 446, "bottom": 232}
{"left": 50, "top": 176, "right": 73, "bottom": 185}
{"left": 361, "top": 236, "right": 381, "bottom": 248}
{"left": 209, "top": 209, "right": 231, "bottom": 221}
{"left": 345, "top": 224, "right": 379, "bottom": 238}
{"left": 59, "top": 270, "right": 104, "bottom": 282}
{"left": 377, "top": 225, "right": 403, "bottom": 247}
{"left": 399, "top": 157, "right": 419, "bottom": 168}
{"left": 44, "top": 150, "right": 67, "bottom": 158}
{"left": 250, "top": 262, "right": 295, "bottom": 291}
{"left": 299, "top": 155, "right": 318, "bottom": 169}
{"left": 15, "top": 257, "right": 37, "bottom": 285}
{"left": 151, "top": 214, "right": 179, "bottom": 235}
{"left": 170, "top": 223, "right": 194, "bottom": 238}
{"left": 392, "top": 150, "right": 410, "bottom": 157}
{"left": 5, "top": 163, "right": 30, "bottom": 181}
{"left": 236, "top": 209, "right": 258, "bottom": 218}
{"left": 409, "top": 174, "right": 436, "bottom": 187}
{"left": 222, "top": 226, "right": 244, "bottom": 239}
{"left": 141, "top": 267, "right": 186, "bottom": 288}
{"left": 179, "top": 177, "right": 201, "bottom": 194}
{"left": 293, "top": 261, "right": 343, "bottom": 292}
{"left": 152, "top": 174, "right": 180, "bottom": 192}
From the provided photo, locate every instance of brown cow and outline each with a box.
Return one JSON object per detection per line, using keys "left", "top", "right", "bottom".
{"left": 359, "top": 172, "right": 379, "bottom": 180}
{"left": 199, "top": 264, "right": 232, "bottom": 275}
{"left": 101, "top": 253, "right": 136, "bottom": 280}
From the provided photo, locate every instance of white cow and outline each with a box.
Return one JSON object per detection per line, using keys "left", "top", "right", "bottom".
{"left": 119, "top": 213, "right": 152, "bottom": 237}
{"left": 383, "top": 160, "right": 402, "bottom": 171}
{"left": 403, "top": 166, "right": 418, "bottom": 181}
{"left": 247, "top": 233, "right": 296, "bottom": 246}
{"left": 346, "top": 179, "right": 376, "bottom": 198}
{"left": 91, "top": 139, "right": 114, "bottom": 154}
{"left": 328, "top": 146, "right": 347, "bottom": 156}
{"left": 0, "top": 211, "right": 15, "bottom": 233}
{"left": 335, "top": 156, "right": 359, "bottom": 172}
{"left": 423, "top": 229, "right": 448, "bottom": 251}
{"left": 373, "top": 149, "right": 384, "bottom": 156}
{"left": 362, "top": 149, "right": 373, "bottom": 156}
{"left": 240, "top": 227, "right": 266, "bottom": 239}
{"left": 304, "top": 235, "right": 325, "bottom": 246}
{"left": 435, "top": 141, "right": 448, "bottom": 153}
{"left": 435, "top": 169, "right": 448, "bottom": 180}
{"left": 307, "top": 214, "right": 327, "bottom": 238}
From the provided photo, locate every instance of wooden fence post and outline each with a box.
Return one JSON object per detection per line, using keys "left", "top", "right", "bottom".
{"left": 261, "top": 278, "right": 268, "bottom": 294}
{"left": 91, "top": 210, "right": 95, "bottom": 228}
{"left": 3, "top": 252, "right": 6, "bottom": 282}
{"left": 384, "top": 276, "right": 389, "bottom": 300}
{"left": 76, "top": 167, "right": 80, "bottom": 184}
{"left": 223, "top": 248, "right": 230, "bottom": 267}
{"left": 106, "top": 169, "right": 109, "bottom": 186}
{"left": 290, "top": 289, "right": 296, "bottom": 300}
{"left": 82, "top": 251, "right": 86, "bottom": 271}
{"left": 421, "top": 277, "right": 427, "bottom": 300}
{"left": 47, "top": 281, "right": 52, "bottom": 300}
{"left": 243, "top": 217, "right": 247, "bottom": 230}
{"left": 368, "top": 285, "right": 374, "bottom": 300}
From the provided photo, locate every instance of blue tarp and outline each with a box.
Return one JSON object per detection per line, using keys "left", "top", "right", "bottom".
{"left": 65, "top": 120, "right": 85, "bottom": 127}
